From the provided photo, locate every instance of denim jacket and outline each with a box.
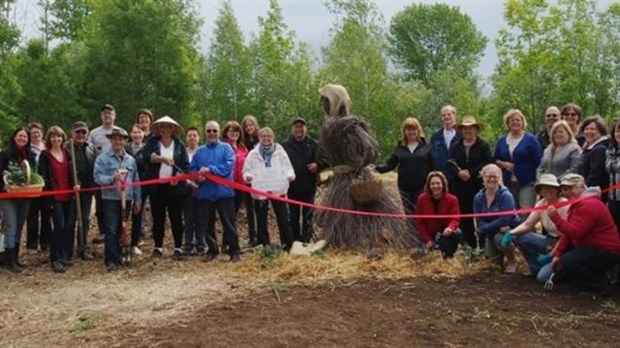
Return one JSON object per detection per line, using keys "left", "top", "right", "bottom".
{"left": 94, "top": 150, "right": 141, "bottom": 204}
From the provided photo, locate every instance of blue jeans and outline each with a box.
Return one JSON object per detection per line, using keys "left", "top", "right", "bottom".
{"left": 50, "top": 200, "right": 76, "bottom": 262}
{"left": 1, "top": 199, "right": 31, "bottom": 249}
{"left": 183, "top": 195, "right": 204, "bottom": 252}
{"left": 516, "top": 232, "right": 547, "bottom": 274}
{"left": 537, "top": 263, "right": 554, "bottom": 284}
{"left": 100, "top": 199, "right": 131, "bottom": 266}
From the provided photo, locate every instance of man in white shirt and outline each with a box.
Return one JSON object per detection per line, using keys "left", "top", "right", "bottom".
{"left": 430, "top": 105, "right": 460, "bottom": 173}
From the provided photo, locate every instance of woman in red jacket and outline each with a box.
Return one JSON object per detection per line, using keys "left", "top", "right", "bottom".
{"left": 416, "top": 171, "right": 462, "bottom": 258}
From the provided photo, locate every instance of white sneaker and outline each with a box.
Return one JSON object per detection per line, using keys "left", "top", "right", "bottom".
{"left": 131, "top": 246, "right": 143, "bottom": 256}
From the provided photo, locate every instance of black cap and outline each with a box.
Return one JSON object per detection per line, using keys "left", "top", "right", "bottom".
{"left": 100, "top": 104, "right": 115, "bottom": 112}
{"left": 292, "top": 117, "right": 306, "bottom": 125}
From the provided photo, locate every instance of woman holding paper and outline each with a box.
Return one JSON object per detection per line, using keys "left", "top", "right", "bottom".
{"left": 243, "top": 127, "right": 295, "bottom": 250}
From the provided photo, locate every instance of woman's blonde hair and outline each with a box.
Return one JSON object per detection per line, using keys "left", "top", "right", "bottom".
{"left": 400, "top": 117, "right": 424, "bottom": 146}
{"left": 550, "top": 120, "right": 575, "bottom": 147}
{"left": 480, "top": 163, "right": 504, "bottom": 186}
{"left": 503, "top": 109, "right": 528, "bottom": 130}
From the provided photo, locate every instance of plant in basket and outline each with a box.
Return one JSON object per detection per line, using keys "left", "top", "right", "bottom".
{"left": 3, "top": 160, "right": 44, "bottom": 194}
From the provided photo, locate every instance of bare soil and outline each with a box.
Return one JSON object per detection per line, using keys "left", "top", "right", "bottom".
{"left": 118, "top": 276, "right": 620, "bottom": 348}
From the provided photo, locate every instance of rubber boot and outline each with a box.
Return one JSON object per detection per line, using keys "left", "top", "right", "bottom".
{"left": 5, "top": 248, "right": 23, "bottom": 273}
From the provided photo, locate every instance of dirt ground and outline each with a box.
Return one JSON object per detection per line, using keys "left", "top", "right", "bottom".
{"left": 2, "top": 251, "right": 620, "bottom": 348}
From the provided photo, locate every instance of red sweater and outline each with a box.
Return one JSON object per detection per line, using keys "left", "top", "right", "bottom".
{"left": 415, "top": 192, "right": 460, "bottom": 243}
{"left": 229, "top": 142, "right": 248, "bottom": 184}
{"left": 551, "top": 195, "right": 620, "bottom": 256}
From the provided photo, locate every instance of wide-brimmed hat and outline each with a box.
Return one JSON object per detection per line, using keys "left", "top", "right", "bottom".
{"left": 559, "top": 173, "right": 585, "bottom": 187}
{"left": 457, "top": 115, "right": 482, "bottom": 131}
{"left": 534, "top": 173, "right": 560, "bottom": 194}
{"left": 105, "top": 128, "right": 129, "bottom": 139}
{"left": 151, "top": 115, "right": 183, "bottom": 137}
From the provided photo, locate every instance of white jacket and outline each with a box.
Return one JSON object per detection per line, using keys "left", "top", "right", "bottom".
{"left": 243, "top": 143, "right": 295, "bottom": 200}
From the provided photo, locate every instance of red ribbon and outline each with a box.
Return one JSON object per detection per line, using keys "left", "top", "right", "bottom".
{"left": 0, "top": 171, "right": 612, "bottom": 219}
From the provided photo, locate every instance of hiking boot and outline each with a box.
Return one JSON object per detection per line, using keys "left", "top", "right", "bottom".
{"left": 61, "top": 259, "right": 74, "bottom": 267}
{"left": 230, "top": 254, "right": 241, "bottom": 263}
{"left": 5, "top": 249, "right": 23, "bottom": 273}
{"left": 203, "top": 253, "right": 218, "bottom": 263}
{"left": 81, "top": 251, "right": 95, "bottom": 261}
{"left": 152, "top": 248, "right": 163, "bottom": 258}
{"left": 92, "top": 234, "right": 105, "bottom": 244}
{"left": 106, "top": 263, "right": 119, "bottom": 272}
{"left": 172, "top": 249, "right": 184, "bottom": 261}
{"left": 51, "top": 261, "right": 66, "bottom": 273}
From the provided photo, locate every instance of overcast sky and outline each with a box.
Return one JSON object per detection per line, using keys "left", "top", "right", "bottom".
{"left": 12, "top": 1, "right": 515, "bottom": 78}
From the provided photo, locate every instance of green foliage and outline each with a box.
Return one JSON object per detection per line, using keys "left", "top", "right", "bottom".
{"left": 388, "top": 3, "right": 488, "bottom": 87}
{"left": 80, "top": 0, "right": 202, "bottom": 129}
{"left": 200, "top": 0, "right": 252, "bottom": 124}
{"left": 3, "top": 161, "right": 43, "bottom": 185}
{"left": 254, "top": 244, "right": 285, "bottom": 268}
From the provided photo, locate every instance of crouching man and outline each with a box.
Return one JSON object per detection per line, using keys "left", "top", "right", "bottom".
{"left": 546, "top": 174, "right": 620, "bottom": 299}
{"left": 94, "top": 129, "right": 141, "bottom": 271}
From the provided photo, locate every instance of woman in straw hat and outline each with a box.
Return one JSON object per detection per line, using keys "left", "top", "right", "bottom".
{"left": 375, "top": 117, "right": 433, "bottom": 215}
{"left": 498, "top": 173, "right": 568, "bottom": 278}
{"left": 446, "top": 115, "right": 492, "bottom": 250}
{"left": 143, "top": 116, "right": 190, "bottom": 260}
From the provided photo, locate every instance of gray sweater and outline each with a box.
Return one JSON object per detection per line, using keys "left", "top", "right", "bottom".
{"left": 537, "top": 142, "right": 582, "bottom": 180}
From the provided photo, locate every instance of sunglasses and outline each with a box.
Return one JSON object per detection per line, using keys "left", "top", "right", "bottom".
{"left": 74, "top": 130, "right": 87, "bottom": 134}
{"left": 206, "top": 129, "right": 218, "bottom": 134}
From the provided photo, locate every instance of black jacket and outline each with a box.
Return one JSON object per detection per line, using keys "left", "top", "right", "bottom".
{"left": 64, "top": 140, "right": 96, "bottom": 188}
{"left": 579, "top": 137, "right": 609, "bottom": 192}
{"left": 376, "top": 139, "right": 434, "bottom": 193}
{"left": 0, "top": 145, "right": 37, "bottom": 193}
{"left": 143, "top": 136, "right": 190, "bottom": 196}
{"left": 282, "top": 135, "right": 325, "bottom": 194}
{"left": 125, "top": 142, "right": 148, "bottom": 183}
{"left": 446, "top": 137, "right": 493, "bottom": 210}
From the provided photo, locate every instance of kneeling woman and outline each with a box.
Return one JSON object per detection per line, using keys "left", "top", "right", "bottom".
{"left": 473, "top": 164, "right": 521, "bottom": 272}
{"left": 498, "top": 174, "right": 568, "bottom": 278}
{"left": 415, "top": 171, "right": 462, "bottom": 258}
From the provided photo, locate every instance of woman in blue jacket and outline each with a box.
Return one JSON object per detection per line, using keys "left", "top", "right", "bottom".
{"left": 494, "top": 109, "right": 542, "bottom": 211}
{"left": 474, "top": 164, "right": 521, "bottom": 273}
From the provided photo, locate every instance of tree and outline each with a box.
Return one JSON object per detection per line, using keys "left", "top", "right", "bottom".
{"left": 388, "top": 3, "right": 487, "bottom": 87}
{"left": 200, "top": 0, "right": 252, "bottom": 124}
{"left": 49, "top": 0, "right": 91, "bottom": 41}
{"left": 0, "top": 0, "right": 21, "bottom": 135}
{"left": 79, "top": 0, "right": 202, "bottom": 128}
{"left": 249, "top": 0, "right": 316, "bottom": 138}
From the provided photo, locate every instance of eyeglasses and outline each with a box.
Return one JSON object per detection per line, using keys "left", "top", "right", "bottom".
{"left": 563, "top": 112, "right": 578, "bottom": 117}
{"left": 74, "top": 130, "right": 87, "bottom": 134}
{"left": 206, "top": 129, "right": 218, "bottom": 134}
{"left": 484, "top": 175, "right": 499, "bottom": 180}
{"left": 545, "top": 114, "right": 559, "bottom": 118}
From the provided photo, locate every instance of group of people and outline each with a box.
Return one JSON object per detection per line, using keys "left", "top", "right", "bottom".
{"left": 0, "top": 105, "right": 323, "bottom": 273}
{"left": 383, "top": 104, "right": 620, "bottom": 299}
{"left": 1, "top": 91, "right": 619, "bottom": 299}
